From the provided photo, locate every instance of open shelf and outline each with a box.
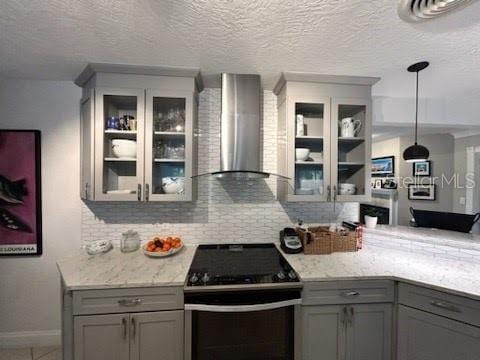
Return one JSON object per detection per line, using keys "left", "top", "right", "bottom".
{"left": 104, "top": 157, "right": 137, "bottom": 162}
{"left": 295, "top": 161, "right": 323, "bottom": 165}
{"left": 154, "top": 158, "right": 185, "bottom": 163}
{"left": 296, "top": 136, "right": 323, "bottom": 140}
{"left": 338, "top": 137, "right": 364, "bottom": 152}
{"left": 154, "top": 131, "right": 186, "bottom": 137}
{"left": 105, "top": 130, "right": 137, "bottom": 135}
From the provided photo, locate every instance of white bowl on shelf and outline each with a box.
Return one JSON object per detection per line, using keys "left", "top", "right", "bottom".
{"left": 339, "top": 183, "right": 357, "bottom": 195}
{"left": 162, "top": 177, "right": 185, "bottom": 194}
{"left": 295, "top": 148, "right": 310, "bottom": 161}
{"left": 111, "top": 139, "right": 137, "bottom": 159}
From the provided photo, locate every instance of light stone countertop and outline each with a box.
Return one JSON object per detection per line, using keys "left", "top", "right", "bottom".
{"left": 365, "top": 225, "right": 480, "bottom": 251}
{"left": 57, "top": 245, "right": 196, "bottom": 291}
{"left": 282, "top": 243, "right": 480, "bottom": 301}
{"left": 58, "top": 226, "right": 480, "bottom": 301}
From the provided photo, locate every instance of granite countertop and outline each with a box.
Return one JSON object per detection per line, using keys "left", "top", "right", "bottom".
{"left": 366, "top": 225, "right": 480, "bottom": 251}
{"left": 58, "top": 226, "right": 480, "bottom": 301}
{"left": 57, "top": 245, "right": 196, "bottom": 291}
{"left": 282, "top": 245, "right": 480, "bottom": 301}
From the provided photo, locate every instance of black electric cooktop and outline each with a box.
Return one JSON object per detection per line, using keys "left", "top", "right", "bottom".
{"left": 186, "top": 243, "right": 299, "bottom": 287}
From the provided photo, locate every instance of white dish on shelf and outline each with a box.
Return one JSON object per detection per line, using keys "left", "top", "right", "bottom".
{"left": 295, "top": 148, "right": 310, "bottom": 161}
{"left": 339, "top": 183, "right": 357, "bottom": 195}
{"left": 106, "top": 189, "right": 136, "bottom": 194}
{"left": 162, "top": 177, "right": 185, "bottom": 194}
{"left": 143, "top": 242, "right": 184, "bottom": 258}
{"left": 111, "top": 139, "right": 137, "bottom": 159}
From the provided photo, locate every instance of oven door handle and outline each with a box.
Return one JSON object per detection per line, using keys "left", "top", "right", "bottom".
{"left": 184, "top": 298, "right": 302, "bottom": 312}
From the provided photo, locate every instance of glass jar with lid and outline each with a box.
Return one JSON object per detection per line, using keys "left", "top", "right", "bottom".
{"left": 120, "top": 230, "right": 141, "bottom": 253}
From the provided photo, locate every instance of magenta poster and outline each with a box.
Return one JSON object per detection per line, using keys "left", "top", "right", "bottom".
{"left": 0, "top": 130, "right": 42, "bottom": 255}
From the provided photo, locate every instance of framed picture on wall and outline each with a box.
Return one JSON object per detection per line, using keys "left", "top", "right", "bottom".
{"left": 408, "top": 184, "right": 436, "bottom": 201}
{"left": 372, "top": 156, "right": 395, "bottom": 177}
{"left": 413, "top": 160, "right": 431, "bottom": 177}
{"left": 0, "top": 130, "right": 42, "bottom": 256}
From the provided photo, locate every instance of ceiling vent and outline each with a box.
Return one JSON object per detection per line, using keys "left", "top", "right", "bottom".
{"left": 398, "top": 0, "right": 475, "bottom": 22}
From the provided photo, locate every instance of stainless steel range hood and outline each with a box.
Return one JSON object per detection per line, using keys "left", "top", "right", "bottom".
{"left": 195, "top": 73, "right": 287, "bottom": 180}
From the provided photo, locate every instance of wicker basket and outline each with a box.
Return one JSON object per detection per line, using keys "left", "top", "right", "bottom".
{"left": 332, "top": 231, "right": 357, "bottom": 252}
{"left": 297, "top": 226, "right": 359, "bottom": 254}
{"left": 296, "top": 226, "right": 333, "bottom": 255}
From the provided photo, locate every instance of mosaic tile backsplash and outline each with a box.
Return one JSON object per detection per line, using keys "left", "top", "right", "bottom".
{"left": 82, "top": 89, "right": 359, "bottom": 245}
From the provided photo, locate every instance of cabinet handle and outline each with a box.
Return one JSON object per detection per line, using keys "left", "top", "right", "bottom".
{"left": 145, "top": 184, "right": 150, "bottom": 201}
{"left": 349, "top": 307, "right": 354, "bottom": 326}
{"left": 430, "top": 300, "right": 462, "bottom": 313}
{"left": 341, "top": 306, "right": 347, "bottom": 326}
{"left": 84, "top": 183, "right": 89, "bottom": 199}
{"left": 137, "top": 184, "right": 142, "bottom": 201}
{"left": 333, "top": 185, "right": 337, "bottom": 201}
{"left": 118, "top": 298, "right": 142, "bottom": 307}
{"left": 122, "top": 317, "right": 127, "bottom": 339}
{"left": 341, "top": 291, "right": 360, "bottom": 298}
{"left": 131, "top": 317, "right": 136, "bottom": 339}
{"left": 327, "top": 185, "right": 331, "bottom": 201}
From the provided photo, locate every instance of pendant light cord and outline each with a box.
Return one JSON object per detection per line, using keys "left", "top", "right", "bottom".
{"left": 415, "top": 70, "right": 419, "bottom": 145}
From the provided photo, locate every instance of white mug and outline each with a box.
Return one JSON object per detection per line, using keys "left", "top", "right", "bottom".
{"left": 340, "top": 118, "right": 362, "bottom": 138}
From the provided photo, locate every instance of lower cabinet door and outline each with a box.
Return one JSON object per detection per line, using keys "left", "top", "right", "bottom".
{"left": 397, "top": 305, "right": 480, "bottom": 360}
{"left": 74, "top": 313, "right": 130, "bottom": 360}
{"left": 345, "top": 303, "right": 392, "bottom": 360}
{"left": 302, "top": 305, "right": 346, "bottom": 360}
{"left": 130, "top": 310, "right": 184, "bottom": 360}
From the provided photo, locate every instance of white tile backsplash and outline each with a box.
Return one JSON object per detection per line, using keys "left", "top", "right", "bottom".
{"left": 81, "top": 89, "right": 359, "bottom": 245}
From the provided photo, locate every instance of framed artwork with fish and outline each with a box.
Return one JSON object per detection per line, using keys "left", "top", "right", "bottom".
{"left": 0, "top": 130, "right": 42, "bottom": 256}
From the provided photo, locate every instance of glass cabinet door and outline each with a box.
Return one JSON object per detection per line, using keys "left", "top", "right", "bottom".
{"left": 331, "top": 98, "right": 371, "bottom": 202}
{"left": 145, "top": 90, "right": 193, "bottom": 201}
{"left": 94, "top": 88, "right": 145, "bottom": 201}
{"left": 288, "top": 97, "right": 330, "bottom": 201}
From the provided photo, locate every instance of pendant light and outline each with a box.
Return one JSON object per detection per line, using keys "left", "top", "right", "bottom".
{"left": 403, "top": 61, "right": 430, "bottom": 163}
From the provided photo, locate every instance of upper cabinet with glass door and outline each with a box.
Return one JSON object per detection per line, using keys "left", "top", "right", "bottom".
{"left": 76, "top": 64, "right": 203, "bottom": 202}
{"left": 274, "top": 73, "right": 379, "bottom": 203}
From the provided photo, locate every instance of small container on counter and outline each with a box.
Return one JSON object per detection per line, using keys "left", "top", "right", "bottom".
{"left": 120, "top": 230, "right": 141, "bottom": 253}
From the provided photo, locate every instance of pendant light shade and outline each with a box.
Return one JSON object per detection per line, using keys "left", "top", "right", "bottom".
{"left": 403, "top": 61, "right": 430, "bottom": 162}
{"left": 403, "top": 143, "right": 430, "bottom": 163}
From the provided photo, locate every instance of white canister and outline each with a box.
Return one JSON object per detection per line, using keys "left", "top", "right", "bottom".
{"left": 296, "top": 115, "right": 305, "bottom": 136}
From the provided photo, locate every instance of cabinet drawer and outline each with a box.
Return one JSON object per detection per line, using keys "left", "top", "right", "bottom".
{"left": 398, "top": 283, "right": 480, "bottom": 327}
{"left": 72, "top": 287, "right": 183, "bottom": 315}
{"left": 302, "top": 280, "right": 394, "bottom": 305}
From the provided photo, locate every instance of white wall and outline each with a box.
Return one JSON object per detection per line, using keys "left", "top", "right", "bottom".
{"left": 0, "top": 80, "right": 82, "bottom": 347}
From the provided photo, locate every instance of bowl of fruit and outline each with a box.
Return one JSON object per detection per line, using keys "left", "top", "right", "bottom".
{"left": 143, "top": 236, "right": 183, "bottom": 257}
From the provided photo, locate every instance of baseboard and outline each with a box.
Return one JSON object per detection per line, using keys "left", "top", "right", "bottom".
{"left": 0, "top": 330, "right": 61, "bottom": 348}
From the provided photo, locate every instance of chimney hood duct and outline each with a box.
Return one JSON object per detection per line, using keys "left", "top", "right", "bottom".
{"left": 194, "top": 73, "right": 288, "bottom": 180}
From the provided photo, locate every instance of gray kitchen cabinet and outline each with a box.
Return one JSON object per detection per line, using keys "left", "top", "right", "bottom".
{"left": 302, "top": 305, "right": 346, "bottom": 360}
{"left": 73, "top": 311, "right": 184, "bottom": 360}
{"left": 397, "top": 305, "right": 480, "bottom": 360}
{"left": 76, "top": 63, "right": 203, "bottom": 202}
{"left": 130, "top": 311, "right": 184, "bottom": 360}
{"left": 74, "top": 313, "right": 130, "bottom": 360}
{"left": 302, "top": 303, "right": 392, "bottom": 360}
{"left": 274, "top": 73, "right": 379, "bottom": 202}
{"left": 345, "top": 304, "right": 392, "bottom": 360}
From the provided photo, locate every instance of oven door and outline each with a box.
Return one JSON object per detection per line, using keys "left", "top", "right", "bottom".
{"left": 184, "top": 289, "right": 302, "bottom": 360}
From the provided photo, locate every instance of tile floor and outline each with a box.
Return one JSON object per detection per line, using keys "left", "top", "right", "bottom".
{"left": 0, "top": 346, "right": 61, "bottom": 360}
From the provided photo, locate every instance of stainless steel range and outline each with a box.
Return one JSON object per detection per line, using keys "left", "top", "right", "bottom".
{"left": 184, "top": 244, "right": 302, "bottom": 360}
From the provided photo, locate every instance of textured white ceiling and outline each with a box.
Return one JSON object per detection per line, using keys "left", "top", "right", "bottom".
{"left": 1, "top": 0, "right": 480, "bottom": 118}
